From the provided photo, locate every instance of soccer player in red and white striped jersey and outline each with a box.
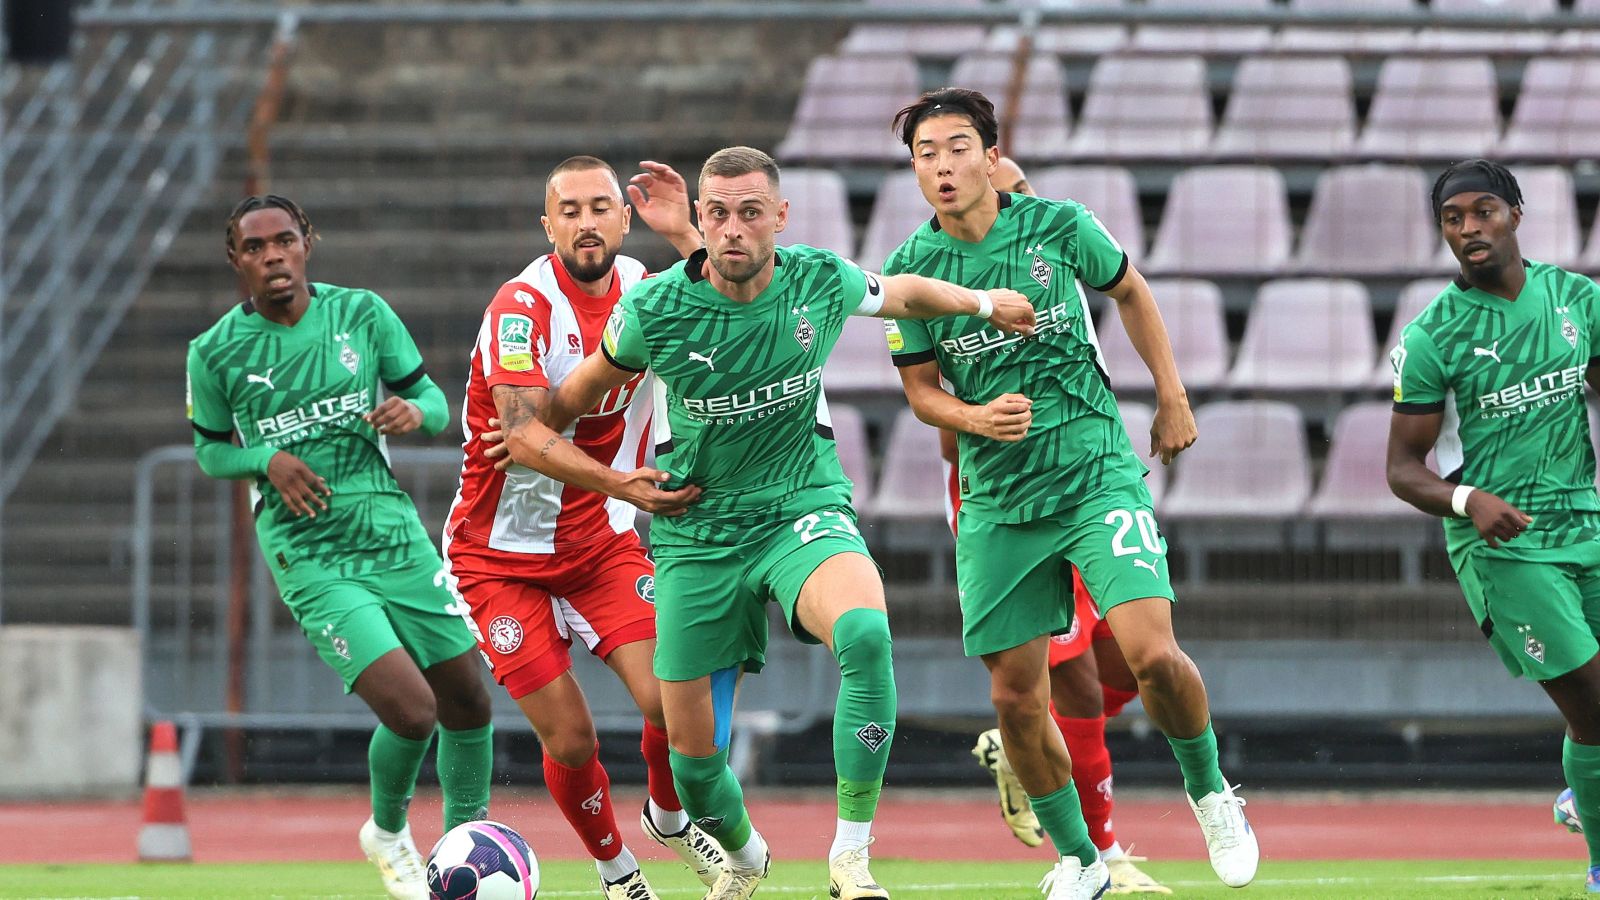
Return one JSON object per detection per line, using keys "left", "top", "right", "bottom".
{"left": 443, "top": 156, "right": 723, "bottom": 900}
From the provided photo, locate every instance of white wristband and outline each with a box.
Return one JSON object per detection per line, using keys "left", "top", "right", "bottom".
{"left": 1451, "top": 484, "right": 1476, "bottom": 518}
{"left": 973, "top": 290, "right": 994, "bottom": 319}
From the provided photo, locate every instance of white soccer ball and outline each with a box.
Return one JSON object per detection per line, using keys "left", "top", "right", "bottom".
{"left": 426, "top": 819, "right": 539, "bottom": 899}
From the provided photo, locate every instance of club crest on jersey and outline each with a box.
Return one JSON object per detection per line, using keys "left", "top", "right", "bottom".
{"left": 794, "top": 314, "right": 816, "bottom": 351}
{"left": 488, "top": 615, "right": 524, "bottom": 654}
{"left": 1031, "top": 253, "right": 1052, "bottom": 290}
{"left": 635, "top": 575, "right": 655, "bottom": 604}
{"left": 333, "top": 333, "right": 359, "bottom": 375}
{"left": 1559, "top": 306, "right": 1579, "bottom": 349}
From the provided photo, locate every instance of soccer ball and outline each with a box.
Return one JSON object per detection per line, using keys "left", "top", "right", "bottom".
{"left": 1556, "top": 787, "right": 1584, "bottom": 834}
{"left": 426, "top": 820, "right": 539, "bottom": 899}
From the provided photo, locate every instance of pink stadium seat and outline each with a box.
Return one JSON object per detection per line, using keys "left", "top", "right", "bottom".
{"left": 858, "top": 170, "right": 927, "bottom": 271}
{"left": 1371, "top": 278, "right": 1448, "bottom": 388}
{"left": 1295, "top": 165, "right": 1439, "bottom": 275}
{"left": 1228, "top": 278, "right": 1377, "bottom": 391}
{"left": 1132, "top": 0, "right": 1275, "bottom": 54}
{"left": 1417, "top": 0, "right": 1555, "bottom": 52}
{"left": 776, "top": 55, "right": 919, "bottom": 164}
{"left": 826, "top": 401, "right": 875, "bottom": 510}
{"left": 949, "top": 52, "right": 1072, "bottom": 163}
{"left": 872, "top": 408, "right": 947, "bottom": 519}
{"left": 1029, "top": 166, "right": 1144, "bottom": 263}
{"left": 1115, "top": 400, "right": 1167, "bottom": 509}
{"left": 1211, "top": 56, "right": 1357, "bottom": 160}
{"left": 1096, "top": 278, "right": 1230, "bottom": 392}
{"left": 778, "top": 169, "right": 856, "bottom": 260}
{"left": 1275, "top": 0, "right": 1416, "bottom": 53}
{"left": 838, "top": 0, "right": 989, "bottom": 58}
{"left": 1162, "top": 401, "right": 1311, "bottom": 519}
{"left": 1431, "top": 166, "right": 1580, "bottom": 269}
{"left": 1355, "top": 57, "right": 1501, "bottom": 159}
{"left": 1145, "top": 166, "right": 1292, "bottom": 276}
{"left": 1499, "top": 58, "right": 1600, "bottom": 160}
{"left": 823, "top": 315, "right": 902, "bottom": 394}
{"left": 1307, "top": 401, "right": 1428, "bottom": 519}
{"left": 1067, "top": 55, "right": 1212, "bottom": 159}
{"left": 986, "top": 0, "right": 1130, "bottom": 57}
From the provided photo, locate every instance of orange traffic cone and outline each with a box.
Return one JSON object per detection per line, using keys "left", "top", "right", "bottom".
{"left": 137, "top": 720, "right": 191, "bottom": 861}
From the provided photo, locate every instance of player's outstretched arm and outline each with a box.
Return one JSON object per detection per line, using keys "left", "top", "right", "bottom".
{"left": 1387, "top": 410, "right": 1531, "bottom": 547}
{"left": 628, "top": 161, "right": 702, "bottom": 259}
{"left": 542, "top": 350, "right": 635, "bottom": 433}
{"left": 1105, "top": 265, "right": 1195, "bottom": 465}
{"left": 873, "top": 274, "right": 1036, "bottom": 336}
{"left": 896, "top": 359, "right": 1032, "bottom": 443}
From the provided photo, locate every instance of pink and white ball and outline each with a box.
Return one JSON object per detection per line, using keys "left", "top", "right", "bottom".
{"left": 426, "top": 820, "right": 539, "bottom": 899}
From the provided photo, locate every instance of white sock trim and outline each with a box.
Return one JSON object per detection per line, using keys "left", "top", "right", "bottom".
{"left": 648, "top": 797, "right": 690, "bottom": 834}
{"left": 596, "top": 846, "right": 639, "bottom": 884}
{"left": 829, "top": 818, "right": 873, "bottom": 861}
{"left": 729, "top": 830, "right": 768, "bottom": 870}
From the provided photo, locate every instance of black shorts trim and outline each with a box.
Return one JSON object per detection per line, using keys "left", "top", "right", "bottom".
{"left": 384, "top": 363, "right": 427, "bottom": 392}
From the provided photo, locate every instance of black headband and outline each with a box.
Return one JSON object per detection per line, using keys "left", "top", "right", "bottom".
{"left": 1434, "top": 171, "right": 1517, "bottom": 219}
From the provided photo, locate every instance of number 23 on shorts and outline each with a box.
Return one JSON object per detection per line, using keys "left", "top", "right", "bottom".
{"left": 794, "top": 510, "right": 861, "bottom": 545}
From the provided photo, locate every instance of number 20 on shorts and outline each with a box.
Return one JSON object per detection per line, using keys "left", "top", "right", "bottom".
{"left": 794, "top": 510, "right": 860, "bottom": 544}
{"left": 1105, "top": 508, "right": 1164, "bottom": 557}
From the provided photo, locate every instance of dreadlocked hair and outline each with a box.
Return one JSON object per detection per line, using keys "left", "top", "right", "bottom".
{"left": 1430, "top": 159, "right": 1523, "bottom": 224}
{"left": 225, "top": 194, "right": 316, "bottom": 252}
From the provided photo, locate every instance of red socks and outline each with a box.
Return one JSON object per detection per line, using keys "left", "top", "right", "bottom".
{"left": 640, "top": 720, "right": 683, "bottom": 813}
{"left": 1101, "top": 684, "right": 1140, "bottom": 719}
{"left": 1054, "top": 709, "right": 1116, "bottom": 853}
{"left": 543, "top": 744, "right": 623, "bottom": 860}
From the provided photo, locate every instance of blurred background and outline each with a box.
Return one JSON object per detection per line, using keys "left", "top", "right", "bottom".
{"left": 3, "top": 0, "right": 1597, "bottom": 799}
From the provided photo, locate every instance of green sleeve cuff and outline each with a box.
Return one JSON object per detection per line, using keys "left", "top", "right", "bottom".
{"left": 397, "top": 376, "right": 449, "bottom": 436}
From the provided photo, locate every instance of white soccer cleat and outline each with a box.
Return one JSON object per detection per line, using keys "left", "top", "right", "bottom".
{"left": 1038, "top": 857, "right": 1111, "bottom": 899}
{"left": 703, "top": 846, "right": 770, "bottom": 900}
{"left": 828, "top": 840, "right": 890, "bottom": 899}
{"left": 972, "top": 728, "right": 1046, "bottom": 847}
{"left": 1105, "top": 853, "right": 1171, "bottom": 895}
{"left": 1187, "top": 783, "right": 1258, "bottom": 888}
{"left": 641, "top": 804, "right": 729, "bottom": 887}
{"left": 603, "top": 868, "right": 661, "bottom": 900}
{"left": 358, "top": 816, "right": 428, "bottom": 900}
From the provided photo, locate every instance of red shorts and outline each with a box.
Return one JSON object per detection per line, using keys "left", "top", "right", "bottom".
{"left": 445, "top": 529, "right": 656, "bottom": 699}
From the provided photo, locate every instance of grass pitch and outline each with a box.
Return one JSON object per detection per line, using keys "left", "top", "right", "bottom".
{"left": 0, "top": 859, "right": 1589, "bottom": 899}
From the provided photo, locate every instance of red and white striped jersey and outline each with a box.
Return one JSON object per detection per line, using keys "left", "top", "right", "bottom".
{"left": 446, "top": 253, "right": 653, "bottom": 555}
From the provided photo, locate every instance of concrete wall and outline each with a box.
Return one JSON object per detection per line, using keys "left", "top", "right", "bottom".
{"left": 0, "top": 626, "right": 142, "bottom": 798}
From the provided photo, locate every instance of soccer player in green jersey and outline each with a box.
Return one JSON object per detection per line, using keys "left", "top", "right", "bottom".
{"left": 186, "top": 196, "right": 494, "bottom": 900}
{"left": 485, "top": 146, "right": 1035, "bottom": 900}
{"left": 880, "top": 90, "right": 1258, "bottom": 899}
{"left": 1388, "top": 159, "right": 1600, "bottom": 895}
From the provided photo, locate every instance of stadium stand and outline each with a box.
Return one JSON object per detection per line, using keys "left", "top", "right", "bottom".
{"left": 1065, "top": 54, "right": 1212, "bottom": 158}
{"left": 1096, "top": 278, "right": 1230, "bottom": 393}
{"left": 1273, "top": 0, "right": 1415, "bottom": 53}
{"left": 1227, "top": 278, "right": 1378, "bottom": 392}
{"left": 1130, "top": 0, "right": 1276, "bottom": 54}
{"left": 947, "top": 51, "right": 1072, "bottom": 163}
{"left": 1028, "top": 165, "right": 1144, "bottom": 262}
{"left": 1355, "top": 56, "right": 1502, "bottom": 158}
{"left": 777, "top": 168, "right": 856, "bottom": 259}
{"left": 1210, "top": 55, "right": 1358, "bottom": 160}
{"left": 985, "top": 0, "right": 1131, "bottom": 57}
{"left": 774, "top": 53, "right": 918, "bottom": 163}
{"left": 1143, "top": 165, "right": 1293, "bottom": 276}
{"left": 1498, "top": 56, "right": 1600, "bottom": 160}
{"left": 1293, "top": 164, "right": 1439, "bottom": 274}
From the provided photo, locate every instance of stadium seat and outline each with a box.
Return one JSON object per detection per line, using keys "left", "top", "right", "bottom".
{"left": 1228, "top": 278, "right": 1377, "bottom": 391}
{"left": 1370, "top": 278, "right": 1448, "bottom": 388}
{"left": 1115, "top": 400, "right": 1167, "bottom": 509}
{"left": 949, "top": 51, "right": 1072, "bottom": 163}
{"left": 1066, "top": 55, "right": 1212, "bottom": 159}
{"left": 1294, "top": 165, "right": 1439, "bottom": 274}
{"left": 827, "top": 401, "right": 875, "bottom": 510}
{"left": 858, "top": 169, "right": 927, "bottom": 271}
{"left": 1307, "top": 401, "right": 1428, "bottom": 520}
{"left": 1416, "top": 0, "right": 1555, "bottom": 52}
{"left": 778, "top": 169, "right": 855, "bottom": 259}
{"left": 1499, "top": 57, "right": 1600, "bottom": 160}
{"left": 1096, "top": 278, "right": 1230, "bottom": 392}
{"left": 1162, "top": 400, "right": 1312, "bottom": 519}
{"left": 986, "top": 0, "right": 1130, "bottom": 57}
{"left": 838, "top": 0, "right": 989, "bottom": 58}
{"left": 775, "top": 54, "right": 919, "bottom": 164}
{"left": 1275, "top": 0, "right": 1416, "bottom": 53}
{"left": 1144, "top": 166, "right": 1292, "bottom": 276}
{"left": 872, "top": 407, "right": 947, "bottom": 520}
{"left": 1355, "top": 56, "right": 1501, "bottom": 159}
{"left": 1131, "top": 0, "right": 1275, "bottom": 54}
{"left": 1555, "top": 0, "right": 1600, "bottom": 50}
{"left": 1029, "top": 165, "right": 1144, "bottom": 263}
{"left": 823, "top": 315, "right": 902, "bottom": 394}
{"left": 1430, "top": 166, "right": 1580, "bottom": 269}
{"left": 1211, "top": 56, "right": 1357, "bottom": 160}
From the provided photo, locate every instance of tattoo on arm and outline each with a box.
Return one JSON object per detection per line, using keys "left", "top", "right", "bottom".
{"left": 538, "top": 436, "right": 559, "bottom": 458}
{"left": 492, "top": 384, "right": 549, "bottom": 431}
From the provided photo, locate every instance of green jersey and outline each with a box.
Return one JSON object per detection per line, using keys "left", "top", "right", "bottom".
{"left": 1392, "top": 260, "right": 1600, "bottom": 556}
{"left": 186, "top": 283, "right": 436, "bottom": 574}
{"left": 882, "top": 191, "right": 1145, "bottom": 524}
{"left": 600, "top": 245, "right": 878, "bottom": 547}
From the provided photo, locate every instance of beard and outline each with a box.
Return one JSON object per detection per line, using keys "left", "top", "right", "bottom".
{"left": 708, "top": 245, "right": 772, "bottom": 284}
{"left": 558, "top": 244, "right": 619, "bottom": 283}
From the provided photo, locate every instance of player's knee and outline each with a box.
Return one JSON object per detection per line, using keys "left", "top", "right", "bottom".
{"left": 1125, "top": 643, "right": 1189, "bottom": 687}
{"left": 540, "top": 726, "right": 600, "bottom": 769}
{"left": 990, "top": 677, "right": 1049, "bottom": 725}
{"left": 832, "top": 608, "right": 893, "bottom": 678}
{"left": 384, "top": 697, "right": 439, "bottom": 741}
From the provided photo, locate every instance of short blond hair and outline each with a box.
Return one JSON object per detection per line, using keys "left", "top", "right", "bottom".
{"left": 698, "top": 146, "right": 780, "bottom": 195}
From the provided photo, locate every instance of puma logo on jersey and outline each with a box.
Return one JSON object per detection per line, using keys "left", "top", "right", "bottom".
{"left": 581, "top": 787, "right": 604, "bottom": 815}
{"left": 1132, "top": 559, "right": 1160, "bottom": 577}
{"left": 688, "top": 348, "right": 718, "bottom": 371}
{"left": 1473, "top": 341, "right": 1502, "bottom": 364}
{"left": 246, "top": 368, "right": 275, "bottom": 390}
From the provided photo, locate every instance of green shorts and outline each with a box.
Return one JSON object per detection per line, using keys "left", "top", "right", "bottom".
{"left": 276, "top": 545, "right": 479, "bottom": 692}
{"left": 1454, "top": 539, "right": 1600, "bottom": 680}
{"left": 652, "top": 505, "right": 873, "bottom": 681}
{"left": 957, "top": 485, "right": 1175, "bottom": 657}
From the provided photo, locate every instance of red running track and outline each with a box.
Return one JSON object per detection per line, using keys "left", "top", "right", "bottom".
{"left": 0, "top": 788, "right": 1576, "bottom": 865}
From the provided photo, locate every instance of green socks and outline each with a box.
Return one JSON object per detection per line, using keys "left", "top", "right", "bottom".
{"left": 1030, "top": 781, "right": 1099, "bottom": 866}
{"left": 1167, "top": 722, "right": 1228, "bottom": 802}
{"left": 437, "top": 723, "right": 494, "bottom": 831}
{"left": 369, "top": 725, "right": 431, "bottom": 833}
{"left": 831, "top": 609, "right": 897, "bottom": 823}
{"left": 669, "top": 746, "right": 754, "bottom": 852}
{"left": 1564, "top": 736, "right": 1600, "bottom": 867}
